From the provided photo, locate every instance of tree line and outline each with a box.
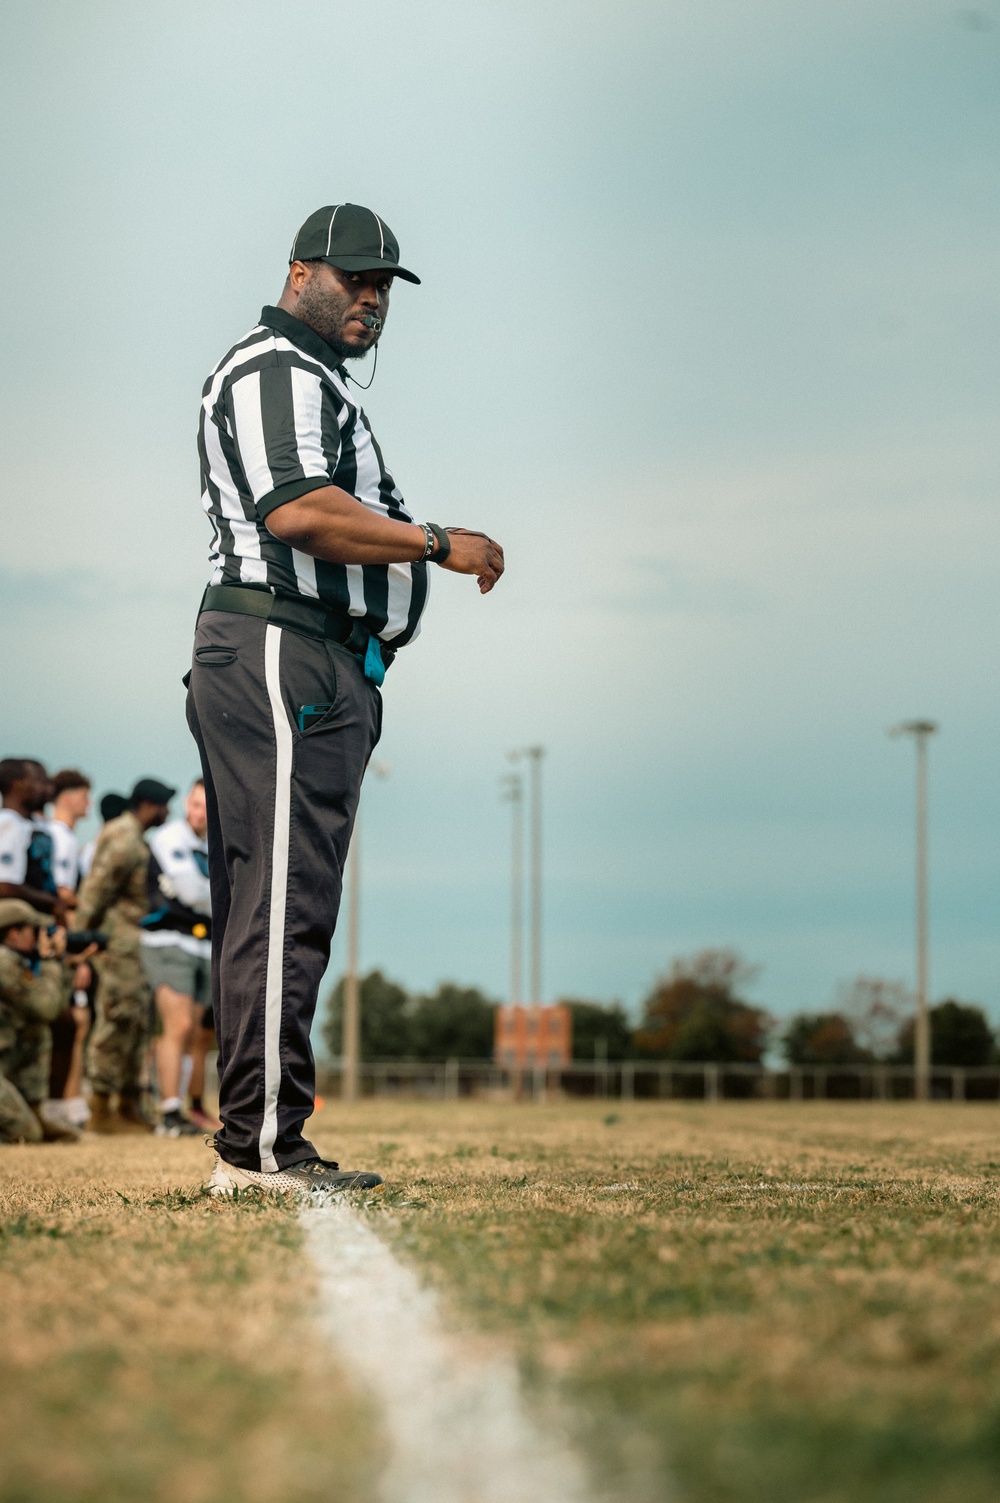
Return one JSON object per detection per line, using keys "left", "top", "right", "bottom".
{"left": 322, "top": 949, "right": 998, "bottom": 1067}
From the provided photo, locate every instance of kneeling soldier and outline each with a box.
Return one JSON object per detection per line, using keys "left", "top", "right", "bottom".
{"left": 0, "top": 901, "right": 82, "bottom": 1143}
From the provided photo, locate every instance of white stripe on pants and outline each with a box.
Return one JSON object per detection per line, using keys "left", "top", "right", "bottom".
{"left": 260, "top": 623, "right": 293, "bottom": 1172}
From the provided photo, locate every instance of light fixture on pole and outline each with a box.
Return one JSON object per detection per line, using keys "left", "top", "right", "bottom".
{"left": 341, "top": 760, "right": 391, "bottom": 1104}
{"left": 499, "top": 771, "right": 524, "bottom": 1005}
{"left": 888, "top": 720, "right": 938, "bottom": 1102}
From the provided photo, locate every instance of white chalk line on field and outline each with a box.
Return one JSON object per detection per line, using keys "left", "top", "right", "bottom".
{"left": 302, "top": 1200, "right": 592, "bottom": 1503}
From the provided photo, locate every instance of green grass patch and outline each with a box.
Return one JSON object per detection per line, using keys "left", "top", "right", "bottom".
{"left": 309, "top": 1099, "right": 1000, "bottom": 1503}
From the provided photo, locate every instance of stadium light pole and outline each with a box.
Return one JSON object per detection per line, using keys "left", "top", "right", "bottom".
{"left": 342, "top": 761, "right": 391, "bottom": 1104}
{"left": 888, "top": 720, "right": 938, "bottom": 1102}
{"left": 508, "top": 746, "right": 545, "bottom": 1004}
{"left": 500, "top": 771, "right": 524, "bottom": 1004}
{"left": 526, "top": 746, "right": 545, "bottom": 1005}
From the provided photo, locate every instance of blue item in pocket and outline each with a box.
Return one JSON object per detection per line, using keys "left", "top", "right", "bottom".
{"left": 364, "top": 636, "right": 386, "bottom": 688}
{"left": 297, "top": 703, "right": 333, "bottom": 732}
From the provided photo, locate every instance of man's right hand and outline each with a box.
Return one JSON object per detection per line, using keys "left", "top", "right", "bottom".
{"left": 439, "top": 529, "right": 505, "bottom": 594}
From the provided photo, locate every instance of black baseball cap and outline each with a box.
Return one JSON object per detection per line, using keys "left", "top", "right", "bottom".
{"left": 288, "top": 203, "right": 421, "bottom": 285}
{"left": 129, "top": 778, "right": 176, "bottom": 807}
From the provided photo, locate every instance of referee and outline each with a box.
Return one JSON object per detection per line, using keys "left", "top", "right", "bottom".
{"left": 189, "top": 203, "right": 504, "bottom": 1196}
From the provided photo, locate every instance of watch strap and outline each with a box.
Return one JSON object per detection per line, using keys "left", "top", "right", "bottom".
{"left": 428, "top": 523, "right": 451, "bottom": 563}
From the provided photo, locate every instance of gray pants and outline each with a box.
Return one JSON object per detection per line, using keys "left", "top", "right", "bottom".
{"left": 186, "top": 609, "right": 380, "bottom": 1171}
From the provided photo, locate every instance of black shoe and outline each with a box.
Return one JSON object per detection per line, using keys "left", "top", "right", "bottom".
{"left": 157, "top": 1108, "right": 201, "bottom": 1138}
{"left": 208, "top": 1152, "right": 383, "bottom": 1195}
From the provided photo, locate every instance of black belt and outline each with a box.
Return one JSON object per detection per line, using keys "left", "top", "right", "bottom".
{"left": 199, "top": 584, "right": 395, "bottom": 672}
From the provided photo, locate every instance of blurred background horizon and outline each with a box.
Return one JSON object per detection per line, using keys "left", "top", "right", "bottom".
{"left": 2, "top": 0, "right": 998, "bottom": 1029}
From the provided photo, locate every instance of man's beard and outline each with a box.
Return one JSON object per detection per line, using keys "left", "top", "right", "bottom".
{"left": 294, "top": 279, "right": 374, "bottom": 361}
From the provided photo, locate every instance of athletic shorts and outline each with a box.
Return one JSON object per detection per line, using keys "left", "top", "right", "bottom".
{"left": 141, "top": 943, "right": 211, "bottom": 1008}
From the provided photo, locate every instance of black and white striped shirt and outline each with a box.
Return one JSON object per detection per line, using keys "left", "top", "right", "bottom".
{"left": 198, "top": 305, "right": 429, "bottom": 647}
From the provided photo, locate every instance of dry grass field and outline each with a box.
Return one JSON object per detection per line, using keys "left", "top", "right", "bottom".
{"left": 3, "top": 1101, "right": 1000, "bottom": 1503}
{"left": 0, "top": 1136, "right": 379, "bottom": 1503}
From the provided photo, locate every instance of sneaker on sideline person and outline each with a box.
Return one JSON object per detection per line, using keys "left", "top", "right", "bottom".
{"left": 140, "top": 779, "right": 212, "bottom": 1137}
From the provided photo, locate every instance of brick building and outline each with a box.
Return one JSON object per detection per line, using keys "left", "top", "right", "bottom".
{"left": 494, "top": 1004, "right": 572, "bottom": 1070}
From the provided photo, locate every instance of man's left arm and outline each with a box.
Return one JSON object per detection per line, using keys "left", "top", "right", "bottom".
{"left": 266, "top": 491, "right": 505, "bottom": 593}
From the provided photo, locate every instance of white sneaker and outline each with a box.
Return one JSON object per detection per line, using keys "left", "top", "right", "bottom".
{"left": 206, "top": 1151, "right": 383, "bottom": 1197}
{"left": 62, "top": 1095, "right": 91, "bottom": 1128}
{"left": 39, "top": 1099, "right": 75, "bottom": 1131}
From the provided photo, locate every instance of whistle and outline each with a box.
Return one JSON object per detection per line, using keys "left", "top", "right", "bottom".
{"left": 360, "top": 314, "right": 382, "bottom": 332}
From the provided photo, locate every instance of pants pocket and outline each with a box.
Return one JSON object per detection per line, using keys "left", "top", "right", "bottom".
{"left": 195, "top": 646, "right": 239, "bottom": 666}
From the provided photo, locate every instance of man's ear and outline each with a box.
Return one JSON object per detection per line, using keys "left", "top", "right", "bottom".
{"left": 287, "top": 259, "right": 314, "bottom": 293}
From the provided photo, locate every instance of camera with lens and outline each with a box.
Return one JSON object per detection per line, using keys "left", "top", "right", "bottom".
{"left": 64, "top": 929, "right": 109, "bottom": 955}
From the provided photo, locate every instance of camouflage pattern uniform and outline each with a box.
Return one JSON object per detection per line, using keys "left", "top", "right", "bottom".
{"left": 73, "top": 812, "right": 152, "bottom": 1096}
{"left": 0, "top": 946, "right": 69, "bottom": 1142}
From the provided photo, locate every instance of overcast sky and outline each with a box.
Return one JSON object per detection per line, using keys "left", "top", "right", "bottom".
{"left": 1, "top": 0, "right": 998, "bottom": 1033}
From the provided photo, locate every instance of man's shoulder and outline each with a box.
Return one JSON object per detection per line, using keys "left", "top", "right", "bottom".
{"left": 203, "top": 323, "right": 274, "bottom": 390}
{"left": 154, "top": 816, "right": 188, "bottom": 840}
{"left": 0, "top": 810, "right": 31, "bottom": 869}
{"left": 208, "top": 328, "right": 350, "bottom": 403}
{"left": 149, "top": 819, "right": 191, "bottom": 859}
{"left": 205, "top": 327, "right": 337, "bottom": 396}
{"left": 97, "top": 814, "right": 146, "bottom": 863}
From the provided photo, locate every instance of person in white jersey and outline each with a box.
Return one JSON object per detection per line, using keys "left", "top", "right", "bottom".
{"left": 47, "top": 770, "right": 91, "bottom": 904}
{"left": 45, "top": 769, "right": 94, "bottom": 1129}
{"left": 0, "top": 760, "right": 60, "bottom": 919}
{"left": 140, "top": 779, "right": 212, "bottom": 1136}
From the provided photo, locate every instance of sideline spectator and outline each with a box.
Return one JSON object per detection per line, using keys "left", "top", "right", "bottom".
{"left": 141, "top": 778, "right": 213, "bottom": 1137}
{"left": 46, "top": 771, "right": 95, "bottom": 1130}
{"left": 78, "top": 792, "right": 128, "bottom": 880}
{"left": 48, "top": 770, "right": 91, "bottom": 903}
{"left": 0, "top": 760, "right": 60, "bottom": 918}
{"left": 24, "top": 762, "right": 59, "bottom": 912}
{"left": 73, "top": 778, "right": 174, "bottom": 1134}
{"left": 0, "top": 900, "right": 95, "bottom": 1143}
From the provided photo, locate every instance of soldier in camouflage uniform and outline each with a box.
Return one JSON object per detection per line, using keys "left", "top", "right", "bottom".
{"left": 0, "top": 899, "right": 82, "bottom": 1143}
{"left": 73, "top": 778, "right": 174, "bottom": 1133}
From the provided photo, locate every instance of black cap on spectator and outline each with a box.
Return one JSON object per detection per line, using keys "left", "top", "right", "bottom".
{"left": 129, "top": 778, "right": 176, "bottom": 807}
{"left": 100, "top": 793, "right": 128, "bottom": 821}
